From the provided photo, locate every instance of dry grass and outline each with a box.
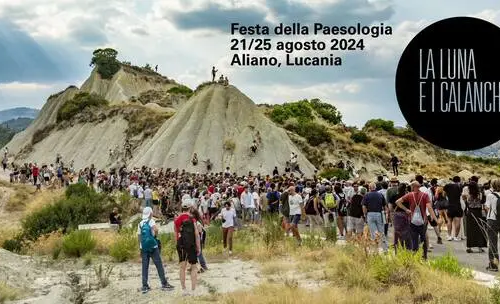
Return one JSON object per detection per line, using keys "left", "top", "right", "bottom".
{"left": 213, "top": 245, "right": 488, "bottom": 304}
{"left": 24, "top": 188, "right": 64, "bottom": 215}
{"left": 25, "top": 231, "right": 63, "bottom": 256}
{"left": 0, "top": 227, "right": 17, "bottom": 248}
{"left": 92, "top": 230, "right": 119, "bottom": 255}
{"left": 0, "top": 281, "right": 19, "bottom": 303}
{"left": 4, "top": 184, "right": 34, "bottom": 212}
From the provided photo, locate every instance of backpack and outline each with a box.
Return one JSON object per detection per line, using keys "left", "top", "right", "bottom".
{"left": 324, "top": 193, "right": 337, "bottom": 209}
{"left": 305, "top": 196, "right": 316, "bottom": 214}
{"left": 179, "top": 217, "right": 196, "bottom": 248}
{"left": 338, "top": 193, "right": 348, "bottom": 215}
{"left": 140, "top": 220, "right": 157, "bottom": 252}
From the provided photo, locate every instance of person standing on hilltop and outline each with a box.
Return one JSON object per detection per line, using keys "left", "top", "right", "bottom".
{"left": 211, "top": 66, "right": 218, "bottom": 82}
{"left": 389, "top": 153, "right": 401, "bottom": 176}
{"left": 155, "top": 65, "right": 158, "bottom": 72}
{"left": 2, "top": 154, "right": 7, "bottom": 171}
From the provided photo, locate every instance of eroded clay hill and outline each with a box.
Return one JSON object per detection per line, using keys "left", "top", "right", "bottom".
{"left": 6, "top": 65, "right": 184, "bottom": 169}
{"left": 133, "top": 84, "right": 316, "bottom": 175}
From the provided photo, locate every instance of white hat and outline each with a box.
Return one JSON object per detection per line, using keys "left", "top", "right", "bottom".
{"left": 181, "top": 199, "right": 192, "bottom": 208}
{"left": 142, "top": 207, "right": 153, "bottom": 219}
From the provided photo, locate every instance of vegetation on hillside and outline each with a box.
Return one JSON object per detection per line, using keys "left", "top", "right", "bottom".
{"left": 57, "top": 92, "right": 109, "bottom": 122}
{"left": 90, "top": 48, "right": 121, "bottom": 79}
{"left": 364, "top": 118, "right": 418, "bottom": 140}
{"left": 167, "top": 85, "right": 193, "bottom": 98}
{"left": 31, "top": 124, "right": 56, "bottom": 145}
{"left": 0, "top": 125, "right": 15, "bottom": 148}
{"left": 1, "top": 117, "right": 33, "bottom": 132}
{"left": 269, "top": 99, "right": 342, "bottom": 125}
{"left": 122, "top": 107, "right": 173, "bottom": 139}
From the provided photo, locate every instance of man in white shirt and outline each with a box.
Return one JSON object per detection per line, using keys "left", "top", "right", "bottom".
{"left": 219, "top": 201, "right": 236, "bottom": 255}
{"left": 288, "top": 185, "right": 303, "bottom": 245}
{"left": 485, "top": 180, "right": 500, "bottom": 272}
{"left": 241, "top": 188, "right": 255, "bottom": 224}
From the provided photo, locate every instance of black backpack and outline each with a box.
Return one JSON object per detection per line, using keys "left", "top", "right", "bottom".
{"left": 179, "top": 217, "right": 196, "bottom": 248}
{"left": 338, "top": 193, "right": 348, "bottom": 216}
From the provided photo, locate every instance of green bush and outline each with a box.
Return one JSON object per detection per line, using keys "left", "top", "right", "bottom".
{"left": 109, "top": 229, "right": 138, "bottom": 262}
{"left": 350, "top": 131, "right": 370, "bottom": 144}
{"left": 262, "top": 214, "right": 284, "bottom": 250}
{"left": 62, "top": 230, "right": 96, "bottom": 258}
{"left": 318, "top": 168, "right": 350, "bottom": 180}
{"left": 364, "top": 119, "right": 395, "bottom": 133}
{"left": 22, "top": 184, "right": 110, "bottom": 240}
{"left": 309, "top": 98, "right": 342, "bottom": 125}
{"left": 123, "top": 108, "right": 173, "bottom": 139}
{"left": 324, "top": 225, "right": 337, "bottom": 243}
{"left": 31, "top": 124, "right": 56, "bottom": 145}
{"left": 90, "top": 48, "right": 121, "bottom": 79}
{"left": 428, "top": 252, "right": 473, "bottom": 279}
{"left": 270, "top": 100, "right": 314, "bottom": 124}
{"left": 168, "top": 85, "right": 193, "bottom": 98}
{"left": 2, "top": 236, "right": 23, "bottom": 253}
{"left": 57, "top": 92, "right": 109, "bottom": 122}
{"left": 491, "top": 283, "right": 500, "bottom": 304}
{"left": 285, "top": 120, "right": 331, "bottom": 146}
{"left": 369, "top": 247, "right": 422, "bottom": 286}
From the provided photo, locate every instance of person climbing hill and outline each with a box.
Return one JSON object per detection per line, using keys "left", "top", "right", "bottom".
{"left": 389, "top": 153, "right": 401, "bottom": 176}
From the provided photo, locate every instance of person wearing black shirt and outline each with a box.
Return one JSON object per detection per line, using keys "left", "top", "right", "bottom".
{"left": 346, "top": 184, "right": 365, "bottom": 238}
{"left": 362, "top": 183, "right": 389, "bottom": 252}
{"left": 389, "top": 153, "right": 400, "bottom": 176}
{"left": 273, "top": 167, "right": 279, "bottom": 176}
{"left": 444, "top": 176, "right": 463, "bottom": 241}
{"left": 109, "top": 207, "right": 122, "bottom": 227}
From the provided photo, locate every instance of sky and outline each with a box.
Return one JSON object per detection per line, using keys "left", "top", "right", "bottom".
{"left": 0, "top": 0, "right": 499, "bottom": 127}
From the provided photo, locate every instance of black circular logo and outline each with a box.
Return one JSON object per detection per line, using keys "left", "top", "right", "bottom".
{"left": 395, "top": 17, "right": 500, "bottom": 151}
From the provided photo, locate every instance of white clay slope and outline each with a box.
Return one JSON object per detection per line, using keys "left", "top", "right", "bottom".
{"left": 133, "top": 84, "right": 316, "bottom": 175}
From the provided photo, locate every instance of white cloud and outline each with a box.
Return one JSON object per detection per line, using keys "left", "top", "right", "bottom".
{"left": 0, "top": 82, "right": 53, "bottom": 91}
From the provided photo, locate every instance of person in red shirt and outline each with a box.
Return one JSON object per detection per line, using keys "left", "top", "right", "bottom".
{"left": 174, "top": 200, "right": 200, "bottom": 296}
{"left": 395, "top": 181, "right": 438, "bottom": 259}
{"left": 32, "top": 163, "right": 39, "bottom": 186}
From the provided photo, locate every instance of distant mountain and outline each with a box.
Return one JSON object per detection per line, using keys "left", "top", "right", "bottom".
{"left": 0, "top": 117, "right": 33, "bottom": 132}
{"left": 0, "top": 107, "right": 39, "bottom": 123}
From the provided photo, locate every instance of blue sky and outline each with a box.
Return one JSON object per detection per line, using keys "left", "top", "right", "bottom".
{"left": 0, "top": 0, "right": 499, "bottom": 127}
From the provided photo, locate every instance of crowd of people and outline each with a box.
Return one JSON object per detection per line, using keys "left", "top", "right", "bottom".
{"left": 3, "top": 151, "right": 500, "bottom": 295}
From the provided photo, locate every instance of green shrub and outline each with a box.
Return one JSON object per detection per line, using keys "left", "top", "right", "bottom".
{"left": 369, "top": 247, "right": 422, "bottom": 286}
{"left": 109, "top": 228, "right": 138, "bottom": 262}
{"left": 2, "top": 236, "right": 24, "bottom": 253}
{"left": 123, "top": 108, "right": 173, "bottom": 139}
{"left": 22, "top": 185, "right": 110, "bottom": 241}
{"left": 270, "top": 100, "right": 314, "bottom": 124}
{"left": 324, "top": 225, "right": 337, "bottom": 243}
{"left": 318, "top": 168, "right": 350, "bottom": 180}
{"left": 262, "top": 214, "right": 284, "bottom": 250}
{"left": 285, "top": 120, "right": 331, "bottom": 146}
{"left": 364, "top": 119, "right": 395, "bottom": 133}
{"left": 62, "top": 230, "right": 96, "bottom": 258}
{"left": 350, "top": 131, "right": 370, "bottom": 144}
{"left": 223, "top": 139, "right": 236, "bottom": 151}
{"left": 491, "top": 283, "right": 500, "bottom": 304}
{"left": 167, "top": 85, "right": 193, "bottom": 98}
{"left": 90, "top": 48, "right": 121, "bottom": 79}
{"left": 57, "top": 92, "right": 109, "bottom": 122}
{"left": 309, "top": 98, "right": 342, "bottom": 125}
{"left": 428, "top": 252, "right": 473, "bottom": 279}
{"left": 31, "top": 124, "right": 56, "bottom": 145}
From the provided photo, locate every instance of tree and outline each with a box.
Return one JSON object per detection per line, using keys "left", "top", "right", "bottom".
{"left": 309, "top": 98, "right": 342, "bottom": 125}
{"left": 90, "top": 48, "right": 121, "bottom": 79}
{"left": 144, "top": 63, "right": 152, "bottom": 71}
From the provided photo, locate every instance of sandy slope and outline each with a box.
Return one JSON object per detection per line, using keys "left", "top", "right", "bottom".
{"left": 133, "top": 84, "right": 316, "bottom": 175}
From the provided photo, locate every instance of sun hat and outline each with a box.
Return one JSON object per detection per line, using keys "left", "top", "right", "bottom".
{"left": 142, "top": 207, "right": 153, "bottom": 219}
